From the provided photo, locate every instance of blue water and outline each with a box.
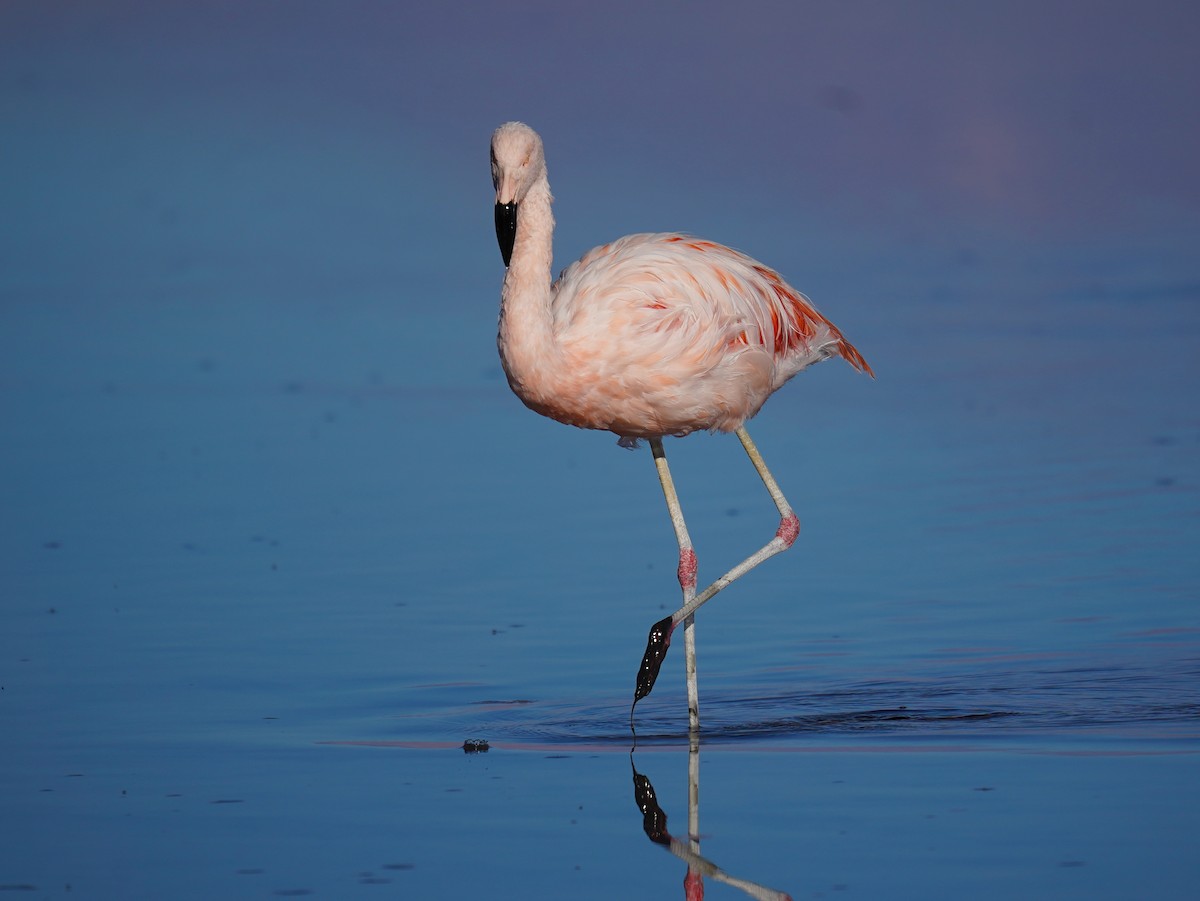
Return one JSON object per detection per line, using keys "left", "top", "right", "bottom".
{"left": 3, "top": 4, "right": 1199, "bottom": 899}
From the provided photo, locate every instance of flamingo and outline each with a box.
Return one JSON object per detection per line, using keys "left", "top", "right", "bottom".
{"left": 491, "top": 122, "right": 872, "bottom": 733}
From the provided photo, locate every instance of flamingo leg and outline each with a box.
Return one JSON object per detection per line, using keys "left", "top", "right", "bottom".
{"left": 649, "top": 438, "right": 701, "bottom": 733}
{"left": 672, "top": 426, "right": 799, "bottom": 626}
{"left": 634, "top": 427, "right": 799, "bottom": 726}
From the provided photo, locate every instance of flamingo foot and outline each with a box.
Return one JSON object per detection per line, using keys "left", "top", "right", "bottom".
{"left": 634, "top": 615, "right": 675, "bottom": 704}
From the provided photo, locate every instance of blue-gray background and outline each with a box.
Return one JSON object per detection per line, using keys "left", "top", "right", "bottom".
{"left": 2, "top": 2, "right": 1198, "bottom": 899}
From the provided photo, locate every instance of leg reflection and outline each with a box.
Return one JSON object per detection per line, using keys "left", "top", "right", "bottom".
{"left": 630, "top": 745, "right": 794, "bottom": 901}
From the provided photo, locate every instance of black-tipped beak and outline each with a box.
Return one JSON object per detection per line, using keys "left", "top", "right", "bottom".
{"left": 495, "top": 201, "right": 517, "bottom": 267}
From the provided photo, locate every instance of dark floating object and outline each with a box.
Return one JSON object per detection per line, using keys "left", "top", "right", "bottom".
{"left": 632, "top": 616, "right": 675, "bottom": 713}
{"left": 462, "top": 739, "right": 490, "bottom": 753}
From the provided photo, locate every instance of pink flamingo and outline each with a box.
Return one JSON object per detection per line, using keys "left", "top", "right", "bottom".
{"left": 491, "top": 122, "right": 872, "bottom": 732}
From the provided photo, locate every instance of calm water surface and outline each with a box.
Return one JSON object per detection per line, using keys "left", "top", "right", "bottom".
{"left": 3, "top": 289, "right": 1196, "bottom": 899}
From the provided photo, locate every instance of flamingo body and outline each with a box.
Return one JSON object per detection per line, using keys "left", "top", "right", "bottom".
{"left": 515, "top": 232, "right": 872, "bottom": 442}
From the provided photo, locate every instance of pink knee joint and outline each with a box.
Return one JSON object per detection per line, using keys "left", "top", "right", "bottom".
{"left": 776, "top": 512, "right": 800, "bottom": 548}
{"left": 677, "top": 547, "right": 698, "bottom": 590}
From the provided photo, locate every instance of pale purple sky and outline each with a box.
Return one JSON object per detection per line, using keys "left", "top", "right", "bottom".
{"left": 6, "top": 2, "right": 1198, "bottom": 223}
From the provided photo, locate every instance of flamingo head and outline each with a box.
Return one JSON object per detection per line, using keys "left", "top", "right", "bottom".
{"left": 491, "top": 121, "right": 545, "bottom": 266}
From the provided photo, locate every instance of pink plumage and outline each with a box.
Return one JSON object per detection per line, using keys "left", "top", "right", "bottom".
{"left": 547, "top": 232, "right": 871, "bottom": 440}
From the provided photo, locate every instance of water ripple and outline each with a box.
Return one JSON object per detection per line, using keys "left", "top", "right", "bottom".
{"left": 389, "top": 660, "right": 1200, "bottom": 746}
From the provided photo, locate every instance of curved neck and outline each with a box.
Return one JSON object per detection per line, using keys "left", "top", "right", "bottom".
{"left": 498, "top": 174, "right": 557, "bottom": 391}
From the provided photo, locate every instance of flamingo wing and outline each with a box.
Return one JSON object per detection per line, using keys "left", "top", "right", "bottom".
{"left": 550, "top": 234, "right": 871, "bottom": 422}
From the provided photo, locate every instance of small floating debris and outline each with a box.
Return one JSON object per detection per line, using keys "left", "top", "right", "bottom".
{"left": 462, "top": 739, "right": 490, "bottom": 753}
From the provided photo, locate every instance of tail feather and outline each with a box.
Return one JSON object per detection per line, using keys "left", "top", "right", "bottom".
{"left": 838, "top": 335, "right": 875, "bottom": 378}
